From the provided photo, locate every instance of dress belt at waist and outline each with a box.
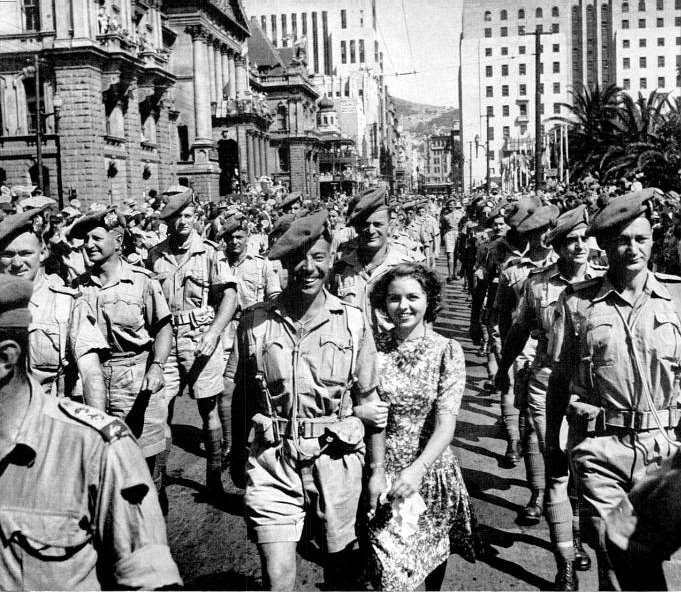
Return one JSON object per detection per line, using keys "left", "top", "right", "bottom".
{"left": 603, "top": 408, "right": 680, "bottom": 432}
{"left": 171, "top": 306, "right": 214, "bottom": 326}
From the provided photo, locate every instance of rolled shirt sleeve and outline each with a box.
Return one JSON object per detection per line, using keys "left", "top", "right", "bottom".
{"left": 144, "top": 277, "right": 171, "bottom": 330}
{"left": 353, "top": 321, "right": 378, "bottom": 397}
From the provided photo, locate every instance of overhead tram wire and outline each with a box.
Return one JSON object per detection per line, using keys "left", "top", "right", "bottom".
{"left": 400, "top": 0, "right": 416, "bottom": 73}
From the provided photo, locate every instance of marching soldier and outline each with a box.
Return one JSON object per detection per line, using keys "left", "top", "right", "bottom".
{"left": 228, "top": 209, "right": 386, "bottom": 590}
{"left": 147, "top": 188, "right": 238, "bottom": 494}
{"left": 70, "top": 209, "right": 172, "bottom": 491}
{"left": 441, "top": 198, "right": 464, "bottom": 281}
{"left": 548, "top": 189, "right": 681, "bottom": 590}
{"left": 0, "top": 206, "right": 107, "bottom": 405}
{"left": 0, "top": 275, "right": 182, "bottom": 590}
{"left": 496, "top": 205, "right": 603, "bottom": 589}
{"left": 332, "top": 188, "right": 413, "bottom": 334}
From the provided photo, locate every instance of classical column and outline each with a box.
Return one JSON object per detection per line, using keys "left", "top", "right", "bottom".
{"left": 235, "top": 54, "right": 248, "bottom": 98}
{"left": 214, "top": 42, "right": 224, "bottom": 105}
{"left": 259, "top": 135, "right": 266, "bottom": 177}
{"left": 228, "top": 50, "right": 237, "bottom": 100}
{"left": 254, "top": 134, "right": 262, "bottom": 178}
{"left": 246, "top": 132, "right": 255, "bottom": 182}
{"left": 207, "top": 36, "right": 216, "bottom": 105}
{"left": 220, "top": 45, "right": 229, "bottom": 100}
{"left": 188, "top": 26, "right": 212, "bottom": 144}
{"left": 263, "top": 136, "right": 269, "bottom": 176}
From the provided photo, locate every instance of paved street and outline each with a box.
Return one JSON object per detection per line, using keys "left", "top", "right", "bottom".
{"left": 165, "top": 255, "right": 599, "bottom": 590}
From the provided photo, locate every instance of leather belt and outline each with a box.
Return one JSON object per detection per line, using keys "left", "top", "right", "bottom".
{"left": 602, "top": 408, "right": 680, "bottom": 432}
{"left": 274, "top": 417, "right": 339, "bottom": 439}
{"left": 171, "top": 307, "right": 214, "bottom": 326}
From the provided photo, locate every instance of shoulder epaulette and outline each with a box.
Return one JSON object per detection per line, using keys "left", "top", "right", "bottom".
{"left": 567, "top": 276, "right": 602, "bottom": 293}
{"left": 337, "top": 298, "right": 362, "bottom": 312}
{"left": 58, "top": 399, "right": 132, "bottom": 443}
{"left": 655, "top": 272, "right": 681, "bottom": 283}
{"left": 48, "top": 280, "right": 79, "bottom": 297}
{"left": 203, "top": 238, "right": 219, "bottom": 249}
{"left": 129, "top": 265, "right": 152, "bottom": 277}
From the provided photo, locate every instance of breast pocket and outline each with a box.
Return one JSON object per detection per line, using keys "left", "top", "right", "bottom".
{"left": 317, "top": 334, "right": 353, "bottom": 385}
{"left": 653, "top": 310, "right": 681, "bottom": 362}
{"left": 263, "top": 339, "right": 292, "bottom": 398}
{"left": 586, "top": 315, "right": 618, "bottom": 367}
{"left": 0, "top": 509, "right": 94, "bottom": 589}
{"left": 28, "top": 323, "right": 62, "bottom": 369}
{"left": 106, "top": 296, "right": 145, "bottom": 331}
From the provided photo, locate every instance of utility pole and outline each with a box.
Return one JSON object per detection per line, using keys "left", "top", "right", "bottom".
{"left": 533, "top": 27, "right": 550, "bottom": 192}
{"left": 468, "top": 141, "right": 473, "bottom": 191}
{"left": 33, "top": 53, "right": 44, "bottom": 193}
{"left": 485, "top": 111, "right": 491, "bottom": 193}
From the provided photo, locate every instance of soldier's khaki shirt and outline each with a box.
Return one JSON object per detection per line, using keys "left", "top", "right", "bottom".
{"left": 0, "top": 377, "right": 181, "bottom": 590}
{"left": 75, "top": 261, "right": 170, "bottom": 355}
{"left": 234, "top": 291, "right": 378, "bottom": 419}
{"left": 147, "top": 231, "right": 235, "bottom": 314}
{"left": 232, "top": 252, "right": 281, "bottom": 310}
{"left": 28, "top": 272, "right": 108, "bottom": 394}
{"left": 551, "top": 271, "right": 681, "bottom": 412}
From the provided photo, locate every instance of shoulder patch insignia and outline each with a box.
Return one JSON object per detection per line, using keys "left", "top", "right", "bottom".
{"left": 58, "top": 399, "right": 132, "bottom": 442}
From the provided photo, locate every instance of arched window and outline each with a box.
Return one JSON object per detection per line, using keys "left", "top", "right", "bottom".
{"left": 278, "top": 145, "right": 289, "bottom": 172}
{"left": 552, "top": 6, "right": 559, "bottom": 17}
{"left": 276, "top": 104, "right": 287, "bottom": 130}
{"left": 622, "top": 2, "right": 629, "bottom": 11}
{"left": 638, "top": 0, "right": 645, "bottom": 9}
{"left": 142, "top": 114, "right": 157, "bottom": 144}
{"left": 518, "top": 8, "right": 526, "bottom": 18}
{"left": 500, "top": 9, "right": 508, "bottom": 20}
{"left": 536, "top": 7, "right": 543, "bottom": 18}
{"left": 106, "top": 103, "right": 124, "bottom": 137}
{"left": 484, "top": 10, "right": 492, "bottom": 21}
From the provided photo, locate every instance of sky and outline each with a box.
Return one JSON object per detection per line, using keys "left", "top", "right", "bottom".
{"left": 377, "top": 0, "right": 462, "bottom": 107}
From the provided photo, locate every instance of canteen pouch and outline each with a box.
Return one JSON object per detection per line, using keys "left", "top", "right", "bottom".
{"left": 249, "top": 412, "right": 280, "bottom": 447}
{"left": 320, "top": 416, "right": 365, "bottom": 455}
{"left": 566, "top": 401, "right": 603, "bottom": 441}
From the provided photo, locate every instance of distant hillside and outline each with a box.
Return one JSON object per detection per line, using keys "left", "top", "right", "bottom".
{"left": 391, "top": 95, "right": 459, "bottom": 136}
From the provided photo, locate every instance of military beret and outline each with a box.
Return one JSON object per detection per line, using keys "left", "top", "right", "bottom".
{"left": 278, "top": 192, "right": 302, "bottom": 211}
{"left": 159, "top": 188, "right": 194, "bottom": 220}
{"left": 269, "top": 213, "right": 295, "bottom": 240}
{"left": 67, "top": 206, "right": 118, "bottom": 240}
{"left": 0, "top": 274, "right": 32, "bottom": 328}
{"left": 0, "top": 204, "right": 49, "bottom": 249}
{"left": 588, "top": 188, "right": 661, "bottom": 237}
{"left": 516, "top": 204, "right": 559, "bottom": 234}
{"left": 545, "top": 204, "right": 589, "bottom": 245}
{"left": 162, "top": 184, "right": 189, "bottom": 196}
{"left": 268, "top": 209, "right": 329, "bottom": 261}
{"left": 348, "top": 188, "right": 388, "bottom": 227}
{"left": 221, "top": 214, "right": 245, "bottom": 237}
{"left": 504, "top": 196, "right": 542, "bottom": 228}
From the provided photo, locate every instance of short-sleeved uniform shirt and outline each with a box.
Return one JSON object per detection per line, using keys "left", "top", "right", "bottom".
{"left": 74, "top": 261, "right": 170, "bottom": 355}
{"left": 28, "top": 272, "right": 108, "bottom": 395}
{"left": 0, "top": 377, "right": 181, "bottom": 590}
{"left": 332, "top": 244, "right": 413, "bottom": 334}
{"left": 550, "top": 271, "right": 681, "bottom": 412}
{"left": 147, "top": 231, "right": 235, "bottom": 316}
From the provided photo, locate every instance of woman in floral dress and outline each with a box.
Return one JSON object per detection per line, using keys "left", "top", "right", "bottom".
{"left": 364, "top": 262, "right": 476, "bottom": 591}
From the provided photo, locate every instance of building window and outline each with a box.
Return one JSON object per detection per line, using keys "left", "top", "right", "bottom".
{"left": 341, "top": 40, "right": 347, "bottom": 63}
{"left": 340, "top": 9, "right": 347, "bottom": 28}
{"left": 519, "top": 45, "right": 526, "bottom": 54}
{"left": 486, "top": 65, "right": 493, "bottom": 77}
{"left": 359, "top": 39, "right": 365, "bottom": 62}
{"left": 360, "top": 10, "right": 364, "bottom": 26}
{"left": 501, "top": 26, "right": 508, "bottom": 36}
{"left": 485, "top": 47, "right": 492, "bottom": 56}
{"left": 502, "top": 64, "right": 508, "bottom": 76}
{"left": 553, "top": 82, "right": 560, "bottom": 93}
{"left": 552, "top": 6, "right": 559, "bottom": 17}
{"left": 638, "top": 0, "right": 646, "bottom": 8}
{"left": 488, "top": 127, "right": 495, "bottom": 141}
{"left": 519, "top": 103, "right": 528, "bottom": 116}
{"left": 553, "top": 43, "right": 559, "bottom": 52}
{"left": 23, "top": 0, "right": 40, "bottom": 31}
{"left": 520, "top": 83, "right": 527, "bottom": 95}
{"left": 622, "top": 19, "right": 629, "bottom": 28}
{"left": 623, "top": 78, "right": 631, "bottom": 89}
{"left": 260, "top": 15, "right": 267, "bottom": 32}
{"left": 178, "top": 125, "right": 189, "bottom": 161}
{"left": 657, "top": 37, "right": 664, "bottom": 46}
{"left": 518, "top": 25, "right": 525, "bottom": 35}
{"left": 677, "top": 37, "right": 681, "bottom": 45}
{"left": 271, "top": 15, "right": 277, "bottom": 46}
{"left": 676, "top": 0, "right": 681, "bottom": 7}
{"left": 539, "top": 82, "right": 544, "bottom": 94}
{"left": 623, "top": 1, "right": 629, "bottom": 10}
{"left": 484, "top": 28, "right": 492, "bottom": 37}
{"left": 658, "top": 55, "right": 665, "bottom": 67}
{"left": 484, "top": 10, "right": 492, "bottom": 21}
{"left": 624, "top": 57, "right": 631, "bottom": 68}
{"left": 518, "top": 8, "right": 525, "bottom": 18}
{"left": 638, "top": 18, "right": 646, "bottom": 27}
{"left": 302, "top": 12, "right": 307, "bottom": 36}
{"left": 537, "top": 24, "right": 544, "bottom": 33}
{"left": 658, "top": 76, "right": 666, "bottom": 88}
{"left": 501, "top": 46, "right": 508, "bottom": 55}
{"left": 349, "top": 39, "right": 356, "bottom": 63}
{"left": 503, "top": 125, "right": 510, "bottom": 136}
{"left": 291, "top": 13, "right": 297, "bottom": 39}
{"left": 553, "top": 61, "right": 560, "bottom": 73}
{"left": 553, "top": 104, "right": 561, "bottom": 114}
{"left": 657, "top": 17, "right": 664, "bottom": 26}
{"left": 502, "top": 84, "right": 509, "bottom": 96}
{"left": 657, "top": 0, "right": 663, "bottom": 7}
{"left": 676, "top": 16, "right": 681, "bottom": 25}
{"left": 536, "top": 7, "right": 543, "bottom": 18}
{"left": 501, "top": 9, "right": 508, "bottom": 20}
{"left": 623, "top": 39, "right": 630, "bottom": 47}
{"left": 640, "top": 56, "right": 647, "bottom": 67}
{"left": 540, "top": 104, "right": 545, "bottom": 115}
{"left": 487, "top": 105, "right": 494, "bottom": 116}
{"left": 552, "top": 23, "right": 559, "bottom": 33}
{"left": 281, "top": 14, "right": 287, "bottom": 45}
{"left": 503, "top": 105, "right": 510, "bottom": 116}
{"left": 276, "top": 105, "right": 287, "bottom": 130}
{"left": 519, "top": 63, "right": 526, "bottom": 75}
{"left": 640, "top": 77, "right": 648, "bottom": 89}
{"left": 486, "top": 86, "right": 493, "bottom": 97}
{"left": 640, "top": 38, "right": 647, "bottom": 47}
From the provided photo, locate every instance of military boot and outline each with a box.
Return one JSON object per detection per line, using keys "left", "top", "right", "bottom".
{"left": 504, "top": 439, "right": 520, "bottom": 466}
{"left": 554, "top": 560, "right": 578, "bottom": 591}
{"left": 521, "top": 489, "right": 544, "bottom": 525}
{"left": 573, "top": 527, "right": 591, "bottom": 571}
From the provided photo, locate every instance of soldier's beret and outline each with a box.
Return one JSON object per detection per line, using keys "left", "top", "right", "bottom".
{"left": 269, "top": 213, "right": 295, "bottom": 240}
{"left": 221, "top": 214, "right": 245, "bottom": 237}
{"left": 268, "top": 209, "right": 329, "bottom": 260}
{"left": 67, "top": 206, "right": 117, "bottom": 240}
{"left": 545, "top": 204, "right": 589, "bottom": 245}
{"left": 278, "top": 192, "right": 302, "bottom": 211}
{"left": 162, "top": 184, "right": 189, "bottom": 196}
{"left": 488, "top": 200, "right": 509, "bottom": 221}
{"left": 0, "top": 204, "right": 50, "bottom": 249}
{"left": 516, "top": 204, "right": 559, "bottom": 234}
{"left": 504, "top": 196, "right": 541, "bottom": 228}
{"left": 588, "top": 188, "right": 661, "bottom": 237}
{"left": 159, "top": 188, "right": 194, "bottom": 220}
{"left": 0, "top": 274, "right": 32, "bottom": 328}
{"left": 348, "top": 188, "right": 388, "bottom": 227}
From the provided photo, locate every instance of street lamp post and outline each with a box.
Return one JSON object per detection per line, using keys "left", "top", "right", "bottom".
{"left": 33, "top": 54, "right": 44, "bottom": 194}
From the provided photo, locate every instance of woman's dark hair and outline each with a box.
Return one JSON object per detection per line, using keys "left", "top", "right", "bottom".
{"left": 370, "top": 263, "right": 442, "bottom": 323}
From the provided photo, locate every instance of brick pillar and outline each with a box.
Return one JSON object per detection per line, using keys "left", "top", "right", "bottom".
{"left": 53, "top": 60, "right": 107, "bottom": 209}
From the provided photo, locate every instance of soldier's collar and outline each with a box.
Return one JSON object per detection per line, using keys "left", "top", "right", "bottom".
{"left": 593, "top": 271, "right": 670, "bottom": 304}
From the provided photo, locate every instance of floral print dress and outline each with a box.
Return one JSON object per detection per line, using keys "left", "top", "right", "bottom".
{"left": 368, "top": 330, "right": 476, "bottom": 591}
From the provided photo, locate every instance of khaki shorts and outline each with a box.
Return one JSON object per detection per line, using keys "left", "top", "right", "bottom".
{"left": 444, "top": 231, "right": 458, "bottom": 254}
{"left": 164, "top": 325, "right": 225, "bottom": 400}
{"left": 245, "top": 437, "right": 364, "bottom": 553}
{"left": 103, "top": 353, "right": 167, "bottom": 457}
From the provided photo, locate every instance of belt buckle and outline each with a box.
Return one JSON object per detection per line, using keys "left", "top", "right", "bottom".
{"left": 633, "top": 411, "right": 643, "bottom": 431}
{"left": 298, "top": 421, "right": 311, "bottom": 438}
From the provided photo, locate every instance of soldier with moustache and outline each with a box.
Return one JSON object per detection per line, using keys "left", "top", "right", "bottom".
{"left": 496, "top": 205, "right": 603, "bottom": 589}
{"left": 0, "top": 207, "right": 107, "bottom": 405}
{"left": 548, "top": 189, "right": 681, "bottom": 590}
